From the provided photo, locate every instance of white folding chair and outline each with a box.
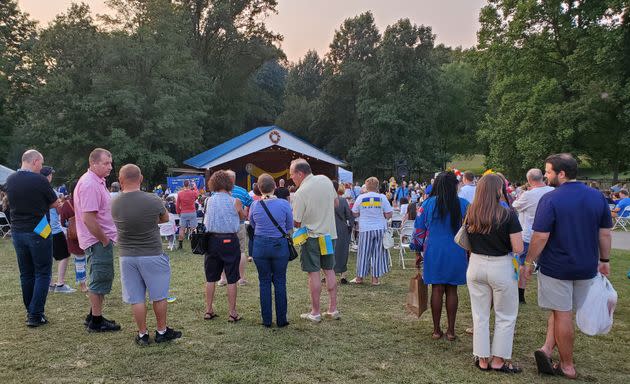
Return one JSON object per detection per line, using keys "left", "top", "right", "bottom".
{"left": 0, "top": 212, "right": 10, "bottom": 238}
{"left": 613, "top": 206, "right": 630, "bottom": 231}
{"left": 159, "top": 213, "right": 177, "bottom": 250}
{"left": 398, "top": 222, "right": 416, "bottom": 269}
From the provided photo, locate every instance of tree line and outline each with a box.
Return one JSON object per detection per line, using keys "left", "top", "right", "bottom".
{"left": 1, "top": 0, "right": 628, "bottom": 185}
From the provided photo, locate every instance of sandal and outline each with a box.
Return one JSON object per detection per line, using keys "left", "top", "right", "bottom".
{"left": 431, "top": 331, "right": 444, "bottom": 340}
{"left": 446, "top": 333, "right": 457, "bottom": 341}
{"left": 474, "top": 357, "right": 491, "bottom": 371}
{"left": 491, "top": 362, "right": 522, "bottom": 374}
{"left": 534, "top": 350, "right": 554, "bottom": 375}
{"left": 228, "top": 314, "right": 242, "bottom": 323}
{"left": 204, "top": 312, "right": 218, "bottom": 320}
{"left": 552, "top": 363, "right": 577, "bottom": 379}
{"left": 349, "top": 278, "right": 363, "bottom": 285}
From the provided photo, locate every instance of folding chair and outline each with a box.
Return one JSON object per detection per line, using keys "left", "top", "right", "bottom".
{"left": 159, "top": 213, "right": 177, "bottom": 250}
{"left": 613, "top": 206, "right": 630, "bottom": 231}
{"left": 0, "top": 212, "right": 10, "bottom": 238}
{"left": 398, "top": 221, "right": 416, "bottom": 269}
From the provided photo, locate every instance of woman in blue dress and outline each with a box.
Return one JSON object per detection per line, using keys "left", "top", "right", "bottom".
{"left": 413, "top": 172, "right": 469, "bottom": 341}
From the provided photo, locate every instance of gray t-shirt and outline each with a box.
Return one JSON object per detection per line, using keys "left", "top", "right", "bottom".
{"left": 111, "top": 191, "right": 166, "bottom": 256}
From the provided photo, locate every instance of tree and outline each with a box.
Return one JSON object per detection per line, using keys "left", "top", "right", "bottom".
{"left": 477, "top": 0, "right": 629, "bottom": 179}
{"left": 0, "top": 0, "right": 38, "bottom": 165}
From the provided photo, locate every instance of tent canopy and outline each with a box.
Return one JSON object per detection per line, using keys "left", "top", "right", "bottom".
{"left": 338, "top": 167, "right": 353, "bottom": 184}
{"left": 0, "top": 165, "right": 15, "bottom": 185}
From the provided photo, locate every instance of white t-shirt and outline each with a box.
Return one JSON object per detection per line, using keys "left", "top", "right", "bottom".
{"left": 352, "top": 192, "right": 393, "bottom": 232}
{"left": 458, "top": 184, "right": 476, "bottom": 203}
{"left": 512, "top": 185, "right": 555, "bottom": 243}
{"left": 400, "top": 204, "right": 408, "bottom": 218}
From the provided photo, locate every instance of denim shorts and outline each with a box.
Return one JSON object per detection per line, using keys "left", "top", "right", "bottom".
{"left": 85, "top": 242, "right": 114, "bottom": 295}
{"left": 180, "top": 212, "right": 198, "bottom": 228}
{"left": 120, "top": 254, "right": 171, "bottom": 304}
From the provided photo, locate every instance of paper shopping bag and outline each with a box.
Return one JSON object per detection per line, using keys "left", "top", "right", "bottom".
{"left": 406, "top": 272, "right": 428, "bottom": 318}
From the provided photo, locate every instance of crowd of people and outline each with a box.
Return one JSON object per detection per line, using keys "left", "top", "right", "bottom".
{"left": 2, "top": 148, "right": 615, "bottom": 379}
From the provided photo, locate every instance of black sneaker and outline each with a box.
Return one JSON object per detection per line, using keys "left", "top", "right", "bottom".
{"left": 135, "top": 333, "right": 150, "bottom": 346}
{"left": 26, "top": 314, "right": 48, "bottom": 328}
{"left": 84, "top": 314, "right": 118, "bottom": 327}
{"left": 87, "top": 318, "right": 121, "bottom": 332}
{"left": 154, "top": 327, "right": 182, "bottom": 343}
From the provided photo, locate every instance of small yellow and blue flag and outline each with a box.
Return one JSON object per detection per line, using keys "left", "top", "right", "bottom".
{"left": 34, "top": 216, "right": 51, "bottom": 239}
{"left": 512, "top": 255, "right": 520, "bottom": 280}
{"left": 318, "top": 234, "right": 334, "bottom": 256}
{"left": 292, "top": 227, "right": 308, "bottom": 246}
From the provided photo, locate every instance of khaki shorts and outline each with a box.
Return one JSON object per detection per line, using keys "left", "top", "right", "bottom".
{"left": 300, "top": 237, "right": 335, "bottom": 272}
{"left": 237, "top": 223, "right": 248, "bottom": 254}
{"left": 537, "top": 271, "right": 595, "bottom": 312}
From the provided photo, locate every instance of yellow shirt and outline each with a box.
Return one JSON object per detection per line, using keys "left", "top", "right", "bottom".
{"left": 292, "top": 174, "right": 338, "bottom": 239}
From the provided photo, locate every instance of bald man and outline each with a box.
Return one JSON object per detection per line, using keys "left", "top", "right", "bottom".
{"left": 111, "top": 164, "right": 182, "bottom": 345}
{"left": 6, "top": 149, "right": 59, "bottom": 327}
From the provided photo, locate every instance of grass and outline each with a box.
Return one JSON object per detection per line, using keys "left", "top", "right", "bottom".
{"left": 0, "top": 239, "right": 629, "bottom": 384}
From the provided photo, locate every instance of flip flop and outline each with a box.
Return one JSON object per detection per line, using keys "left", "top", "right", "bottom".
{"left": 492, "top": 362, "right": 522, "bottom": 374}
{"left": 204, "top": 312, "right": 218, "bottom": 320}
{"left": 446, "top": 333, "right": 457, "bottom": 341}
{"left": 552, "top": 363, "right": 577, "bottom": 379}
{"left": 474, "top": 357, "right": 491, "bottom": 371}
{"left": 534, "top": 350, "right": 554, "bottom": 375}
{"left": 431, "top": 331, "right": 444, "bottom": 340}
{"left": 228, "top": 314, "right": 242, "bottom": 323}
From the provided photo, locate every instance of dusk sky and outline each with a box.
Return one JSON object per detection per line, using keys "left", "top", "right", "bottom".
{"left": 18, "top": 0, "right": 487, "bottom": 62}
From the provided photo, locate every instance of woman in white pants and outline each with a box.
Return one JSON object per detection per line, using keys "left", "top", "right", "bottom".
{"left": 465, "top": 174, "right": 524, "bottom": 373}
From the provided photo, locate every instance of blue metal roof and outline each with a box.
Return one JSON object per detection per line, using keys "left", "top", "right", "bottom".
{"left": 184, "top": 126, "right": 276, "bottom": 168}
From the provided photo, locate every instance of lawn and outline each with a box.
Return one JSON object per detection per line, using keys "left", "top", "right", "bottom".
{"left": 0, "top": 239, "right": 628, "bottom": 384}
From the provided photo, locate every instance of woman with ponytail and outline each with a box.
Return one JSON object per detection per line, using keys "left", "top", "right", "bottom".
{"left": 413, "top": 172, "right": 469, "bottom": 341}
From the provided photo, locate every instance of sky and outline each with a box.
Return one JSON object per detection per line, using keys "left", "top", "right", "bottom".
{"left": 17, "top": 0, "right": 487, "bottom": 62}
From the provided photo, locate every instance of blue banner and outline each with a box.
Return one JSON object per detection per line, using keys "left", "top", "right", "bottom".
{"left": 167, "top": 175, "right": 205, "bottom": 192}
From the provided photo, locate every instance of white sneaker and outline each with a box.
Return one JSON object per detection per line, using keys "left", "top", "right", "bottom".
{"left": 300, "top": 313, "right": 322, "bottom": 323}
{"left": 217, "top": 280, "right": 228, "bottom": 287}
{"left": 325, "top": 311, "right": 341, "bottom": 320}
{"left": 55, "top": 284, "right": 76, "bottom": 293}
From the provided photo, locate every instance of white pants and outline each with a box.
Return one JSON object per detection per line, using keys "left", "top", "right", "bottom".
{"left": 467, "top": 253, "right": 518, "bottom": 359}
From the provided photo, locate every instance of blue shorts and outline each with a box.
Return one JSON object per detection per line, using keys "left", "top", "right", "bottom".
{"left": 518, "top": 242, "right": 530, "bottom": 265}
{"left": 120, "top": 254, "right": 171, "bottom": 304}
{"left": 179, "top": 212, "right": 198, "bottom": 228}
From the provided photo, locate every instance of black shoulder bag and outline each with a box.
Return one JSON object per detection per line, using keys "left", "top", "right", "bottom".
{"left": 259, "top": 200, "right": 298, "bottom": 261}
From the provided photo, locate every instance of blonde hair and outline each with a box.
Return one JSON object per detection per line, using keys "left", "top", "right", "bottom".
{"left": 365, "top": 177, "right": 379, "bottom": 192}
{"left": 337, "top": 183, "right": 346, "bottom": 195}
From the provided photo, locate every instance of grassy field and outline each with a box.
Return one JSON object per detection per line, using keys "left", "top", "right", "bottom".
{"left": 0, "top": 239, "right": 628, "bottom": 384}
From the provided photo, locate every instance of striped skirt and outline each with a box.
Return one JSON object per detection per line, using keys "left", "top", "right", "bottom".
{"left": 356, "top": 229, "right": 390, "bottom": 278}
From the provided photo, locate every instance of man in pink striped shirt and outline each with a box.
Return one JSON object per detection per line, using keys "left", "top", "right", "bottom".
{"left": 74, "top": 148, "right": 120, "bottom": 332}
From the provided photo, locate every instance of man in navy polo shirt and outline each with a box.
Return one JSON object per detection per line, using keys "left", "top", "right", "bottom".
{"left": 524, "top": 153, "right": 612, "bottom": 379}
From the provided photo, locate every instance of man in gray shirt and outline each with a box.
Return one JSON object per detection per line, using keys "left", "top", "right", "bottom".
{"left": 111, "top": 164, "right": 182, "bottom": 346}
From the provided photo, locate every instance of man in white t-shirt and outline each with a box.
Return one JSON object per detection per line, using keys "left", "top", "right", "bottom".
{"left": 512, "top": 168, "right": 554, "bottom": 303}
{"left": 458, "top": 171, "right": 476, "bottom": 203}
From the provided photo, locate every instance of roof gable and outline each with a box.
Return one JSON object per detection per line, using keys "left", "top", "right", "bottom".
{"left": 184, "top": 126, "right": 345, "bottom": 169}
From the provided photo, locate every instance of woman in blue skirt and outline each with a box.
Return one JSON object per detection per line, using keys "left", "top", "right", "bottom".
{"left": 414, "top": 172, "right": 469, "bottom": 341}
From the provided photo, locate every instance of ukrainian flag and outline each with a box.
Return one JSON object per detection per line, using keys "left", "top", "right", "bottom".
{"left": 512, "top": 255, "right": 519, "bottom": 280}
{"left": 361, "top": 196, "right": 382, "bottom": 208}
{"left": 34, "top": 216, "right": 51, "bottom": 239}
{"left": 318, "top": 234, "right": 334, "bottom": 256}
{"left": 292, "top": 227, "right": 308, "bottom": 246}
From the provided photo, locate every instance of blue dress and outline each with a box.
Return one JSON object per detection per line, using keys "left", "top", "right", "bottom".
{"left": 414, "top": 196, "right": 469, "bottom": 285}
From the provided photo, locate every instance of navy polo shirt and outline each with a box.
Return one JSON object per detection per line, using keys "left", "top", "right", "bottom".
{"left": 532, "top": 182, "right": 612, "bottom": 280}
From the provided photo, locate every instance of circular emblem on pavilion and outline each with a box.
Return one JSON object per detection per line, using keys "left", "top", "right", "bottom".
{"left": 269, "top": 130, "right": 281, "bottom": 144}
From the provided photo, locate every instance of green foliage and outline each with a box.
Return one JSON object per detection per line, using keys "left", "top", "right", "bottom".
{"left": 7, "top": 0, "right": 284, "bottom": 186}
{"left": 0, "top": 0, "right": 38, "bottom": 166}
{"left": 477, "top": 0, "right": 630, "bottom": 180}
